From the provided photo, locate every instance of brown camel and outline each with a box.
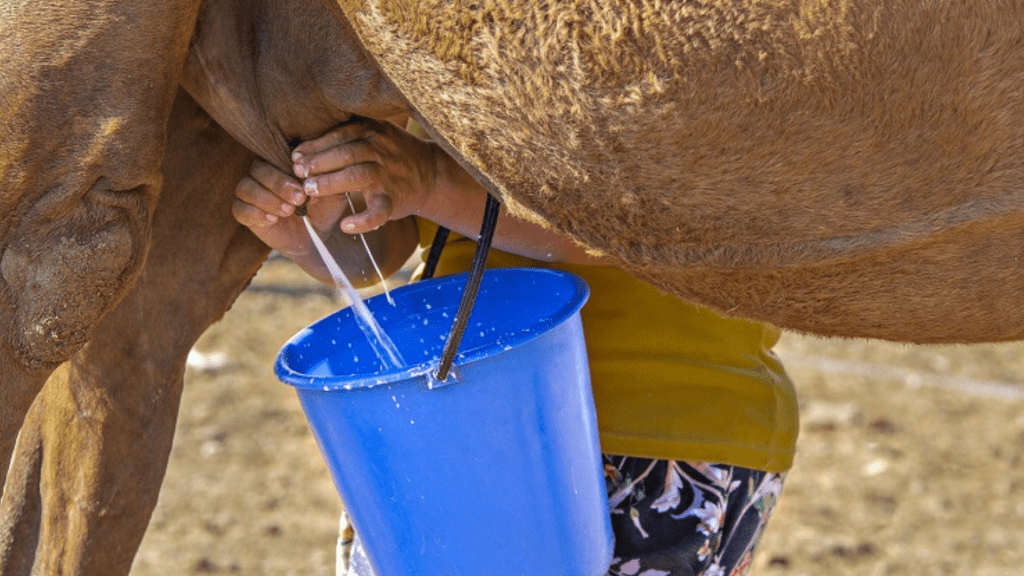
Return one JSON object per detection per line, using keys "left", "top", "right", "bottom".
{"left": 1, "top": 0, "right": 408, "bottom": 573}
{"left": 4, "top": 0, "right": 1024, "bottom": 574}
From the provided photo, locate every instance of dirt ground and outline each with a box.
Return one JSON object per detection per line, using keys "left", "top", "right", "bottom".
{"left": 131, "top": 256, "right": 1024, "bottom": 576}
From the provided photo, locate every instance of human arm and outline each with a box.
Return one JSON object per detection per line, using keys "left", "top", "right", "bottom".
{"left": 232, "top": 158, "right": 419, "bottom": 286}
{"left": 290, "top": 119, "right": 608, "bottom": 265}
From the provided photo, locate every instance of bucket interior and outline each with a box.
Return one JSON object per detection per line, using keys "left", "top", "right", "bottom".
{"left": 275, "top": 267, "right": 590, "bottom": 389}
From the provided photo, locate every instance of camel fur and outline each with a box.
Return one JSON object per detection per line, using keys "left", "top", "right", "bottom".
{"left": 1, "top": 1, "right": 407, "bottom": 573}
{"left": 1, "top": 90, "right": 266, "bottom": 575}
{"left": 337, "top": 0, "right": 1024, "bottom": 342}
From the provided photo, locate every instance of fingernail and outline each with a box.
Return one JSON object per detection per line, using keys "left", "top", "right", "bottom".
{"left": 281, "top": 202, "right": 293, "bottom": 215}
{"left": 291, "top": 150, "right": 303, "bottom": 162}
{"left": 304, "top": 179, "right": 318, "bottom": 196}
{"left": 266, "top": 213, "right": 278, "bottom": 223}
{"left": 342, "top": 221, "right": 356, "bottom": 231}
{"left": 291, "top": 191, "right": 305, "bottom": 204}
{"left": 295, "top": 164, "right": 309, "bottom": 178}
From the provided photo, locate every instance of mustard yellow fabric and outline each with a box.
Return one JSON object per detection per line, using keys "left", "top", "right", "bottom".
{"left": 414, "top": 220, "right": 798, "bottom": 473}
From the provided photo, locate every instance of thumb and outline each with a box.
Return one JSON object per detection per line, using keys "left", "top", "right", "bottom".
{"left": 340, "top": 192, "right": 393, "bottom": 234}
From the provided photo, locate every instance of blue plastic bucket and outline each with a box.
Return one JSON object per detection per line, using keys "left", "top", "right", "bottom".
{"left": 275, "top": 268, "right": 613, "bottom": 576}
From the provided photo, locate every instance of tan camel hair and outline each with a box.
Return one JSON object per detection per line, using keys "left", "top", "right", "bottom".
{"left": 1, "top": 0, "right": 406, "bottom": 573}
{"left": 1, "top": 90, "right": 267, "bottom": 575}
{"left": 337, "top": 0, "right": 1024, "bottom": 343}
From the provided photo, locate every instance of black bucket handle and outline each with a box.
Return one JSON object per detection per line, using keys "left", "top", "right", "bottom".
{"left": 428, "top": 194, "right": 501, "bottom": 382}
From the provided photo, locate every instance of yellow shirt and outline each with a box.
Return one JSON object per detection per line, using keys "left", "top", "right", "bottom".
{"left": 414, "top": 227, "right": 798, "bottom": 473}
{"left": 415, "top": 221, "right": 799, "bottom": 472}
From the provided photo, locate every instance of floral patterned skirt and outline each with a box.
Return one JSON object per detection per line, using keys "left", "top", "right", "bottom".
{"left": 340, "top": 456, "right": 786, "bottom": 576}
{"left": 604, "top": 456, "right": 786, "bottom": 576}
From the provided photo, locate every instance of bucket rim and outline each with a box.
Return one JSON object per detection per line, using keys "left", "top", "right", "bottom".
{"left": 274, "top": 267, "right": 589, "bottom": 391}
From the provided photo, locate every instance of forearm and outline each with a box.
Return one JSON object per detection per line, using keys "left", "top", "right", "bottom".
{"left": 289, "top": 119, "right": 607, "bottom": 266}
{"left": 416, "top": 146, "right": 608, "bottom": 265}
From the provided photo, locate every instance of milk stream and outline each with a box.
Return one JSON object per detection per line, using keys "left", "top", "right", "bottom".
{"left": 302, "top": 215, "right": 407, "bottom": 370}
{"left": 345, "top": 193, "right": 394, "bottom": 306}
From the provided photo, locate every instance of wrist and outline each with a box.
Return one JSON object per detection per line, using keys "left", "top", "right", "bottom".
{"left": 413, "top": 143, "right": 444, "bottom": 218}
{"left": 414, "top": 143, "right": 485, "bottom": 231}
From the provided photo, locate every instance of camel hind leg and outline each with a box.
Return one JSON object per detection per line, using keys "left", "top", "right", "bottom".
{"left": 0, "top": 0, "right": 208, "bottom": 492}
{"left": 0, "top": 90, "right": 268, "bottom": 576}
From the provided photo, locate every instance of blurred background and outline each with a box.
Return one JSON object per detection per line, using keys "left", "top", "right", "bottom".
{"left": 132, "top": 255, "right": 1024, "bottom": 576}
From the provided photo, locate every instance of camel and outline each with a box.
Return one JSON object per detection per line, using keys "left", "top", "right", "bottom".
{"left": 3, "top": 0, "right": 1024, "bottom": 574}
{"left": 1, "top": 1, "right": 407, "bottom": 573}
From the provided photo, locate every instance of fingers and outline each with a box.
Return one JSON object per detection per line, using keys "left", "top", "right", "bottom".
{"left": 292, "top": 119, "right": 383, "bottom": 157}
{"left": 303, "top": 161, "right": 383, "bottom": 198}
{"left": 294, "top": 140, "right": 379, "bottom": 179}
{"left": 233, "top": 177, "right": 292, "bottom": 227}
{"left": 231, "top": 194, "right": 278, "bottom": 228}
{"left": 249, "top": 160, "right": 306, "bottom": 205}
{"left": 285, "top": 119, "right": 418, "bottom": 235}
{"left": 233, "top": 160, "right": 306, "bottom": 228}
{"left": 292, "top": 118, "right": 401, "bottom": 179}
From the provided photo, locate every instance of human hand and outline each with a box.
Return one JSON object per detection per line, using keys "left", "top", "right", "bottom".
{"left": 233, "top": 158, "right": 347, "bottom": 267}
{"left": 291, "top": 118, "right": 437, "bottom": 234}
{"left": 234, "top": 156, "right": 421, "bottom": 286}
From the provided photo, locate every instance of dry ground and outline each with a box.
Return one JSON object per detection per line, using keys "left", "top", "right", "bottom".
{"left": 131, "top": 256, "right": 1024, "bottom": 576}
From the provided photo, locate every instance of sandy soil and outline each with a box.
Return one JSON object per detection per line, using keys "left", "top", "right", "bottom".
{"left": 131, "top": 256, "right": 1024, "bottom": 576}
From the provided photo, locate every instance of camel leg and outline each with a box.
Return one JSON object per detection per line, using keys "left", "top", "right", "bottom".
{"left": 0, "top": 362, "right": 50, "bottom": 494}
{"left": 0, "top": 0, "right": 206, "bottom": 492}
{"left": 0, "top": 90, "right": 268, "bottom": 576}
{"left": 0, "top": 386, "right": 45, "bottom": 575}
